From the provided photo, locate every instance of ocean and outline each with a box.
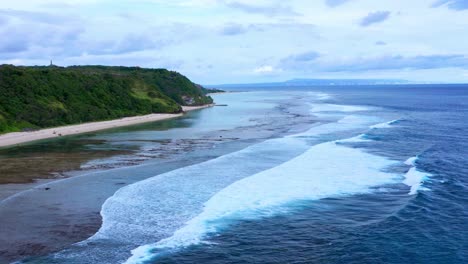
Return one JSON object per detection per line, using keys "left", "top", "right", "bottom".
{"left": 2, "top": 85, "right": 467, "bottom": 263}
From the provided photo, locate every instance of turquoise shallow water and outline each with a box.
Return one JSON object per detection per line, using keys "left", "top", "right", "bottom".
{"left": 0, "top": 91, "right": 314, "bottom": 263}
{"left": 4, "top": 85, "right": 468, "bottom": 264}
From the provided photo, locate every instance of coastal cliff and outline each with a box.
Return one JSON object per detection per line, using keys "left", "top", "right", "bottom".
{"left": 0, "top": 65, "right": 214, "bottom": 133}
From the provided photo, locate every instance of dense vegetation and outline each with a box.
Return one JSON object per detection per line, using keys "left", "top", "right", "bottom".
{"left": 0, "top": 65, "right": 214, "bottom": 133}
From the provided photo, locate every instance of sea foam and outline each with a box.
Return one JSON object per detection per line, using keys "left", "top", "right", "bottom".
{"left": 309, "top": 103, "right": 371, "bottom": 113}
{"left": 291, "top": 102, "right": 375, "bottom": 138}
{"left": 336, "top": 119, "right": 399, "bottom": 143}
{"left": 314, "top": 92, "right": 332, "bottom": 100}
{"left": 124, "top": 140, "right": 400, "bottom": 264}
{"left": 403, "top": 156, "right": 431, "bottom": 195}
{"left": 89, "top": 101, "right": 398, "bottom": 264}
{"left": 289, "top": 115, "right": 375, "bottom": 139}
{"left": 92, "top": 114, "right": 375, "bottom": 246}
{"left": 88, "top": 136, "right": 309, "bottom": 244}
{"left": 404, "top": 156, "right": 417, "bottom": 166}
{"left": 336, "top": 134, "right": 371, "bottom": 143}
{"left": 370, "top": 119, "right": 399, "bottom": 129}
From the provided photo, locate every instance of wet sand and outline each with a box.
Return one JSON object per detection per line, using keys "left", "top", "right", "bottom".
{"left": 0, "top": 138, "right": 248, "bottom": 263}
{"left": 0, "top": 138, "right": 133, "bottom": 185}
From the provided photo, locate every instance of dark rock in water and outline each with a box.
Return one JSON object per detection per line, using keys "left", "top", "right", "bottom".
{"left": 45, "top": 188, "right": 50, "bottom": 191}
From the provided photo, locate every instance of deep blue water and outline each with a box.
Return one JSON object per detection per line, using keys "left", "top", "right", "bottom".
{"left": 16, "top": 85, "right": 468, "bottom": 264}
{"left": 153, "top": 85, "right": 468, "bottom": 264}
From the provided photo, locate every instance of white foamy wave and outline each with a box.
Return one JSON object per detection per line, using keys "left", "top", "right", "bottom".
{"left": 89, "top": 108, "right": 378, "bottom": 248}
{"left": 289, "top": 115, "right": 376, "bottom": 139}
{"left": 370, "top": 119, "right": 399, "bottom": 129}
{"left": 336, "top": 119, "right": 401, "bottom": 143}
{"left": 309, "top": 103, "right": 372, "bottom": 113}
{"left": 403, "top": 168, "right": 430, "bottom": 195}
{"left": 88, "top": 136, "right": 310, "bottom": 246}
{"left": 316, "top": 93, "right": 332, "bottom": 100}
{"left": 336, "top": 134, "right": 371, "bottom": 143}
{"left": 403, "top": 156, "right": 431, "bottom": 195}
{"left": 124, "top": 140, "right": 399, "bottom": 264}
{"left": 404, "top": 156, "right": 417, "bottom": 166}
{"left": 306, "top": 92, "right": 332, "bottom": 101}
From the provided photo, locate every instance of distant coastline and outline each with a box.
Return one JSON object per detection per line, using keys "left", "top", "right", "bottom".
{"left": 0, "top": 104, "right": 213, "bottom": 148}
{"left": 205, "top": 78, "right": 411, "bottom": 88}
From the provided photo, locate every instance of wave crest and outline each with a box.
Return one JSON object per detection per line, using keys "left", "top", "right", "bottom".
{"left": 124, "top": 140, "right": 400, "bottom": 263}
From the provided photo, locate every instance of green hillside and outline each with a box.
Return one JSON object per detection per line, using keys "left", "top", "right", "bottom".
{"left": 0, "top": 65, "right": 214, "bottom": 133}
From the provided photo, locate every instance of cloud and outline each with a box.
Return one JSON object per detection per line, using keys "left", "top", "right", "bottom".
{"left": 0, "top": 38, "right": 29, "bottom": 53}
{"left": 254, "top": 65, "right": 275, "bottom": 74}
{"left": 0, "top": 16, "right": 84, "bottom": 59}
{"left": 278, "top": 53, "right": 468, "bottom": 73}
{"left": 0, "top": 18, "right": 199, "bottom": 61}
{"left": 220, "top": 23, "right": 248, "bottom": 35}
{"left": 0, "top": 8, "right": 86, "bottom": 59}
{"left": 280, "top": 51, "right": 321, "bottom": 70}
{"left": 325, "top": 0, "right": 351, "bottom": 7}
{"left": 1, "top": 1, "right": 467, "bottom": 83}
{"left": 431, "top": 0, "right": 468, "bottom": 10}
{"left": 287, "top": 51, "right": 321, "bottom": 62}
{"left": 222, "top": 1, "right": 299, "bottom": 16}
{"left": 360, "top": 11, "right": 391, "bottom": 27}
{"left": 115, "top": 34, "right": 171, "bottom": 54}
{"left": 87, "top": 33, "right": 174, "bottom": 55}
{"left": 0, "top": 9, "right": 74, "bottom": 25}
{"left": 320, "top": 54, "right": 468, "bottom": 72}
{"left": 218, "top": 22, "right": 316, "bottom": 36}
{"left": 0, "top": 15, "right": 7, "bottom": 26}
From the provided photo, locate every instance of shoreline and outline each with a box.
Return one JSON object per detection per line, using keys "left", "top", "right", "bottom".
{"left": 0, "top": 104, "right": 214, "bottom": 149}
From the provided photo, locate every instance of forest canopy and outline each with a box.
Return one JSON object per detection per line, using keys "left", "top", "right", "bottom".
{"left": 0, "top": 65, "right": 215, "bottom": 133}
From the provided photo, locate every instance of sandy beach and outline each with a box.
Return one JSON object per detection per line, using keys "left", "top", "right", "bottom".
{"left": 0, "top": 104, "right": 214, "bottom": 148}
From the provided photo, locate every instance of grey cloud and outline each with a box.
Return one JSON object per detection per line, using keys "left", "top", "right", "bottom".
{"left": 251, "top": 22, "right": 316, "bottom": 32}
{"left": 218, "top": 22, "right": 316, "bottom": 36}
{"left": 0, "top": 20, "right": 196, "bottom": 61}
{"left": 109, "top": 34, "right": 172, "bottom": 55}
{"left": 360, "top": 11, "right": 391, "bottom": 27}
{"left": 82, "top": 23, "right": 203, "bottom": 56}
{"left": 321, "top": 55, "right": 468, "bottom": 72}
{"left": 325, "top": 0, "right": 351, "bottom": 7}
{"left": 0, "top": 9, "right": 74, "bottom": 25}
{"left": 288, "top": 51, "right": 321, "bottom": 62}
{"left": 278, "top": 53, "right": 468, "bottom": 72}
{"left": 67, "top": 25, "right": 197, "bottom": 60}
{"left": 0, "top": 22, "right": 84, "bottom": 59}
{"left": 431, "top": 0, "right": 468, "bottom": 10}
{"left": 0, "top": 8, "right": 85, "bottom": 59}
{"left": 0, "top": 38, "right": 29, "bottom": 53}
{"left": 222, "top": 1, "right": 300, "bottom": 17}
{"left": 220, "top": 23, "right": 249, "bottom": 35}
{"left": 280, "top": 51, "right": 321, "bottom": 69}
{"left": 84, "top": 33, "right": 175, "bottom": 56}
{"left": 0, "top": 15, "right": 7, "bottom": 26}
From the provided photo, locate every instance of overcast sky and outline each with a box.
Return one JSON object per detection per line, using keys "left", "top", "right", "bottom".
{"left": 0, "top": 0, "right": 467, "bottom": 84}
